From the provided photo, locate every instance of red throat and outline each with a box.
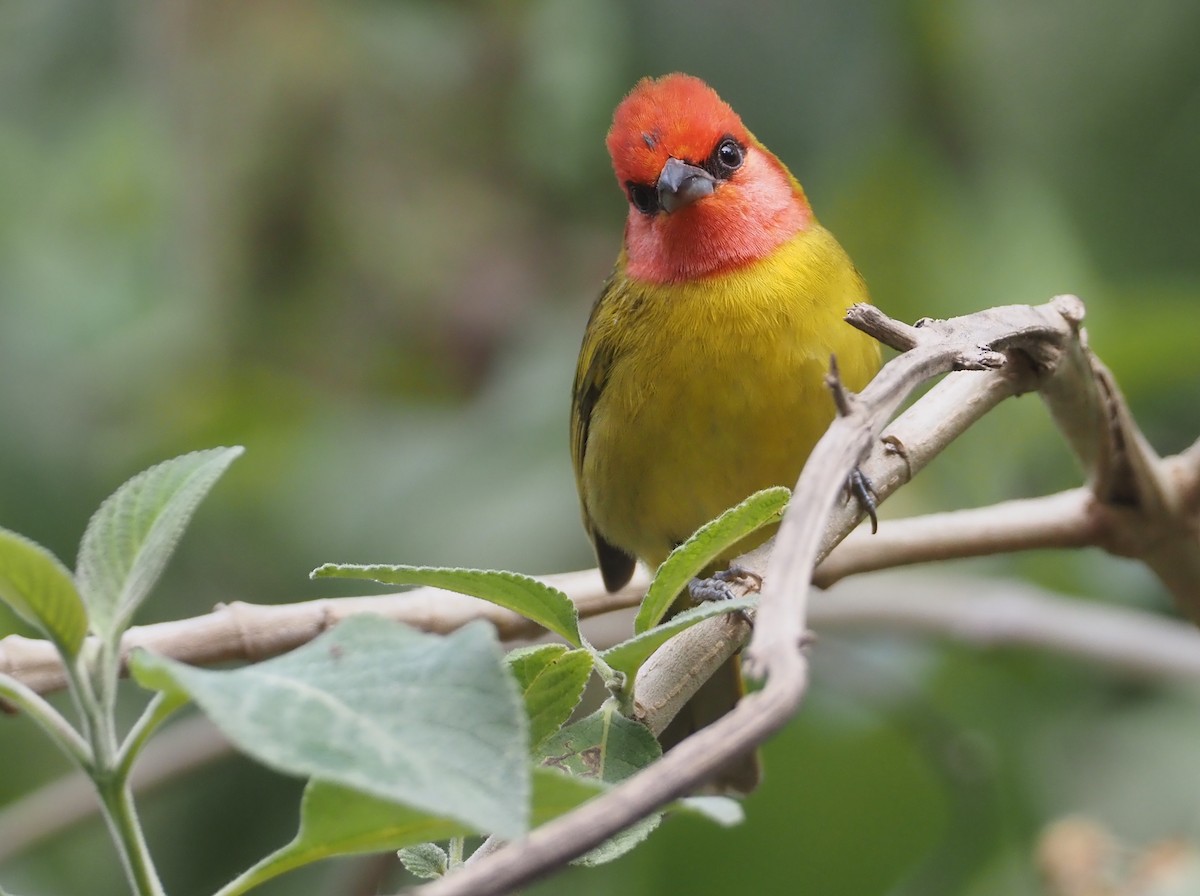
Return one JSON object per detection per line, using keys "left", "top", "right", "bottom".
{"left": 607, "top": 73, "right": 811, "bottom": 284}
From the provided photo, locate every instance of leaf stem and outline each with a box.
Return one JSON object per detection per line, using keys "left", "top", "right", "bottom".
{"left": 94, "top": 775, "right": 167, "bottom": 896}
{"left": 73, "top": 645, "right": 167, "bottom": 895}
{"left": 116, "top": 692, "right": 182, "bottom": 781}
{"left": 586, "top": 649, "right": 621, "bottom": 692}
{"left": 0, "top": 671, "right": 92, "bottom": 770}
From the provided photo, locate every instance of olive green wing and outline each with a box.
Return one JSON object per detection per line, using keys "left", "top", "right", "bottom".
{"left": 570, "top": 273, "right": 637, "bottom": 592}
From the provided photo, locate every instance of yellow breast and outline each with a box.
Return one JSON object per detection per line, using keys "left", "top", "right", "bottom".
{"left": 577, "top": 224, "right": 880, "bottom": 569}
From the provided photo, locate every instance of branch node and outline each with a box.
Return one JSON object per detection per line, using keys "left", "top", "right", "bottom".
{"left": 954, "top": 348, "right": 1007, "bottom": 371}
{"left": 845, "top": 303, "right": 922, "bottom": 351}
{"left": 1050, "top": 293, "right": 1086, "bottom": 328}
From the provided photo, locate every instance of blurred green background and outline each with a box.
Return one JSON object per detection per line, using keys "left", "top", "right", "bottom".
{"left": 2, "top": 1, "right": 1199, "bottom": 894}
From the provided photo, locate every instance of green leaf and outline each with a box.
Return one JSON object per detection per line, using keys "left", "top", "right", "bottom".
{"left": 635, "top": 486, "right": 788, "bottom": 633}
{"left": 76, "top": 446, "right": 243, "bottom": 644}
{"left": 529, "top": 766, "right": 605, "bottom": 823}
{"left": 538, "top": 702, "right": 660, "bottom": 784}
{"left": 212, "top": 780, "right": 469, "bottom": 896}
{"left": 117, "top": 690, "right": 190, "bottom": 779}
{"left": 575, "top": 814, "right": 660, "bottom": 866}
{"left": 535, "top": 736, "right": 661, "bottom": 868}
{"left": 398, "top": 843, "right": 449, "bottom": 880}
{"left": 602, "top": 596, "right": 757, "bottom": 680}
{"left": 0, "top": 528, "right": 87, "bottom": 657}
{"left": 532, "top": 709, "right": 740, "bottom": 868}
{"left": 312, "top": 564, "right": 583, "bottom": 647}
{"left": 506, "top": 643, "right": 570, "bottom": 689}
{"left": 216, "top": 770, "right": 605, "bottom": 896}
{"left": 131, "top": 615, "right": 530, "bottom": 840}
{"left": 536, "top": 704, "right": 663, "bottom": 867}
{"left": 295, "top": 783, "right": 462, "bottom": 855}
{"left": 575, "top": 794, "right": 744, "bottom": 867}
{"left": 507, "top": 645, "right": 594, "bottom": 749}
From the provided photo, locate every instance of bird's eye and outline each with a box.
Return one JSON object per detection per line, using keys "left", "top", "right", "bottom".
{"left": 627, "top": 182, "right": 659, "bottom": 215}
{"left": 712, "top": 137, "right": 744, "bottom": 175}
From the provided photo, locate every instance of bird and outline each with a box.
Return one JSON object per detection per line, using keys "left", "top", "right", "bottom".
{"left": 570, "top": 73, "right": 881, "bottom": 791}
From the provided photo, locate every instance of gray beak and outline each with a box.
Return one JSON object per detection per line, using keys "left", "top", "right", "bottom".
{"left": 657, "top": 157, "right": 716, "bottom": 214}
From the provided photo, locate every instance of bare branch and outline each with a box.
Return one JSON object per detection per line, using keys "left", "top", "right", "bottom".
{"left": 9, "top": 571, "right": 1199, "bottom": 863}
{"left": 0, "top": 569, "right": 649, "bottom": 696}
{"left": 814, "top": 490, "right": 1098, "bottom": 586}
{"left": 1078, "top": 371, "right": 1200, "bottom": 612}
{"left": 749, "top": 298, "right": 1080, "bottom": 675}
{"left": 812, "top": 573, "right": 1200, "bottom": 681}
{"left": 632, "top": 612, "right": 752, "bottom": 736}
{"left": 1029, "top": 303, "right": 1200, "bottom": 612}
{"left": 814, "top": 446, "right": 1200, "bottom": 602}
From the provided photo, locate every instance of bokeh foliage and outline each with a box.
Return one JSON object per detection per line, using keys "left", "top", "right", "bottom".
{"left": 1, "top": 1, "right": 1198, "bottom": 894}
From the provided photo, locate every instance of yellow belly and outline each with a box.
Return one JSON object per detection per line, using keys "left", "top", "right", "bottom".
{"left": 581, "top": 225, "right": 880, "bottom": 568}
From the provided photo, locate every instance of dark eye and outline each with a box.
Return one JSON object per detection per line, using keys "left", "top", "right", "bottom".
{"left": 627, "top": 182, "right": 659, "bottom": 215}
{"left": 712, "top": 138, "right": 744, "bottom": 175}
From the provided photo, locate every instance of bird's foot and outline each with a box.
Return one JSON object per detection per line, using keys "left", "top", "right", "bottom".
{"left": 846, "top": 467, "right": 879, "bottom": 533}
{"left": 688, "top": 564, "right": 763, "bottom": 604}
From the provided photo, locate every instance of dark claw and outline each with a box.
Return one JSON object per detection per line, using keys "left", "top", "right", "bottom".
{"left": 846, "top": 467, "right": 879, "bottom": 533}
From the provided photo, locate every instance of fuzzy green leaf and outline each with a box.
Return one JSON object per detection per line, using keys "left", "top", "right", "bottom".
{"left": 537, "top": 704, "right": 663, "bottom": 866}
{"left": 131, "top": 615, "right": 530, "bottom": 840}
{"left": 529, "top": 766, "right": 605, "bottom": 822}
{"left": 575, "top": 814, "right": 661, "bottom": 866}
{"left": 506, "top": 643, "right": 571, "bottom": 689}
{"left": 575, "top": 794, "right": 745, "bottom": 867}
{"left": 215, "top": 770, "right": 606, "bottom": 896}
{"left": 313, "top": 564, "right": 583, "bottom": 647}
{"left": 538, "top": 702, "right": 660, "bottom": 784}
{"left": 507, "top": 645, "right": 594, "bottom": 749}
{"left": 635, "top": 486, "right": 788, "bottom": 633}
{"left": 603, "top": 596, "right": 757, "bottom": 680}
{"left": 0, "top": 528, "right": 87, "bottom": 657}
{"left": 76, "top": 446, "right": 243, "bottom": 644}
{"left": 398, "top": 843, "right": 449, "bottom": 880}
{"left": 215, "top": 781, "right": 468, "bottom": 895}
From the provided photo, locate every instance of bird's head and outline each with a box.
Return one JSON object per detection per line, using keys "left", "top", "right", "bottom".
{"left": 606, "top": 73, "right": 812, "bottom": 284}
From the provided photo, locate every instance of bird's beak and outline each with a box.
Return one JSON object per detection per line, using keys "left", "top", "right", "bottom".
{"left": 657, "top": 157, "right": 715, "bottom": 214}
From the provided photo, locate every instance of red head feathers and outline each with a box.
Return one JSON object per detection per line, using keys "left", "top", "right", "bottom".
{"left": 605, "top": 73, "right": 811, "bottom": 285}
{"left": 606, "top": 74, "right": 748, "bottom": 189}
